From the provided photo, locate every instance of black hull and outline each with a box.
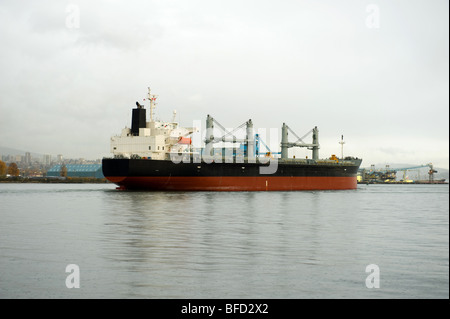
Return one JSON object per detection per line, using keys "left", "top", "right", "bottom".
{"left": 102, "top": 158, "right": 362, "bottom": 191}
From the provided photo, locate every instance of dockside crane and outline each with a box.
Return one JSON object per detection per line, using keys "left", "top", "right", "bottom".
{"left": 395, "top": 163, "right": 437, "bottom": 182}
{"left": 374, "top": 163, "right": 437, "bottom": 182}
{"left": 255, "top": 134, "right": 280, "bottom": 156}
{"left": 361, "top": 163, "right": 438, "bottom": 183}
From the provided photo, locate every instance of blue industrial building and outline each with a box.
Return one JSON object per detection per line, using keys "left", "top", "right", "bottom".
{"left": 47, "top": 164, "right": 104, "bottom": 179}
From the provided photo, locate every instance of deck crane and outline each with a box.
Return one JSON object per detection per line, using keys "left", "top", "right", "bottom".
{"left": 280, "top": 123, "right": 320, "bottom": 160}
{"left": 204, "top": 115, "right": 283, "bottom": 158}
{"left": 204, "top": 115, "right": 255, "bottom": 158}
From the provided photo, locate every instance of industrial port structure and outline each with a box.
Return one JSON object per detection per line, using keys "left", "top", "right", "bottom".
{"left": 357, "top": 163, "right": 447, "bottom": 184}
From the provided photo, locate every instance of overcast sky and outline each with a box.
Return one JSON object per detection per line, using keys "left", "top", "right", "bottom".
{"left": 0, "top": 0, "right": 448, "bottom": 168}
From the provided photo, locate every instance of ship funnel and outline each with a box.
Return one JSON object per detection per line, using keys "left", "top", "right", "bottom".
{"left": 131, "top": 102, "right": 147, "bottom": 136}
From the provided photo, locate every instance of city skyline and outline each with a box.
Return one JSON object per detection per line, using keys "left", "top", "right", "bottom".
{"left": 0, "top": 144, "right": 448, "bottom": 173}
{"left": 0, "top": 146, "right": 101, "bottom": 167}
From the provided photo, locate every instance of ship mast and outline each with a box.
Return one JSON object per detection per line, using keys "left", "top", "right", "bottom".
{"left": 339, "top": 135, "right": 345, "bottom": 159}
{"left": 147, "top": 87, "right": 158, "bottom": 122}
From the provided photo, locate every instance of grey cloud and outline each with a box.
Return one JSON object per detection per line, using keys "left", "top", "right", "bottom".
{"left": 0, "top": 0, "right": 448, "bottom": 167}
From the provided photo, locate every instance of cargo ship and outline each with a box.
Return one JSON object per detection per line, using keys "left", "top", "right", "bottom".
{"left": 102, "top": 88, "right": 362, "bottom": 191}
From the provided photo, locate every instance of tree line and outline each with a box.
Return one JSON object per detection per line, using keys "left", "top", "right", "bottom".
{"left": 0, "top": 161, "right": 19, "bottom": 176}
{"left": 1, "top": 161, "right": 68, "bottom": 177}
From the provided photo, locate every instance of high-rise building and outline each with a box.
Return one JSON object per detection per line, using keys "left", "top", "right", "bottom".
{"left": 25, "top": 152, "right": 31, "bottom": 165}
{"left": 43, "top": 154, "right": 52, "bottom": 166}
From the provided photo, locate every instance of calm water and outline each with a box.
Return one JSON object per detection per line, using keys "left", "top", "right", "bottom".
{"left": 0, "top": 183, "right": 448, "bottom": 299}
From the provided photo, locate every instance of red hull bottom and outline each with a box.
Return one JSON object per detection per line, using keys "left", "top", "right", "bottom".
{"left": 107, "top": 176, "right": 358, "bottom": 191}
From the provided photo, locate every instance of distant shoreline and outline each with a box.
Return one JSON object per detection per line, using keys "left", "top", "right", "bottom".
{"left": 0, "top": 177, "right": 110, "bottom": 184}
{"left": 358, "top": 181, "right": 448, "bottom": 185}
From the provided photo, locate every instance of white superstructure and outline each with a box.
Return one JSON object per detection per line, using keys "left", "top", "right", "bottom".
{"left": 111, "top": 88, "right": 197, "bottom": 160}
